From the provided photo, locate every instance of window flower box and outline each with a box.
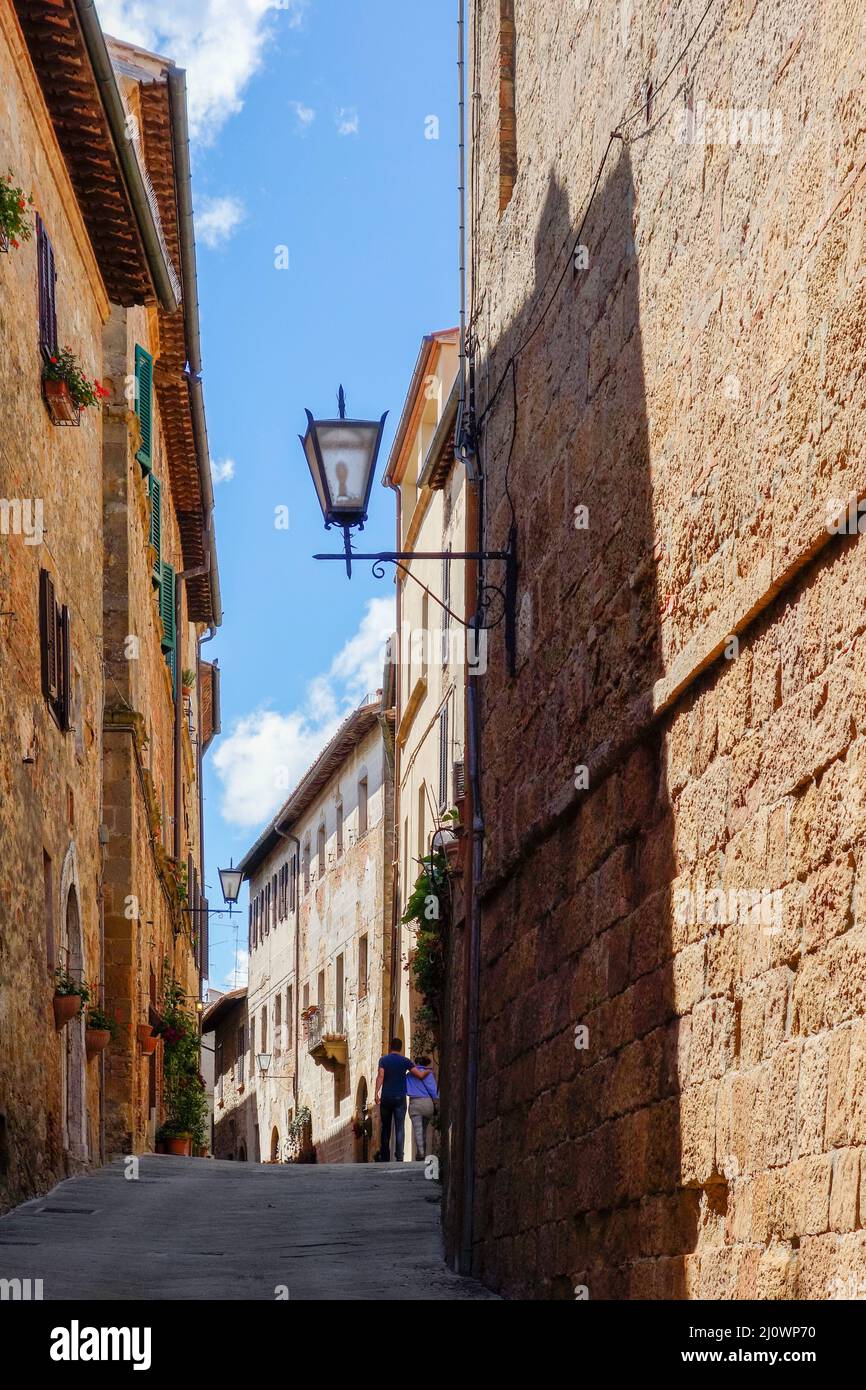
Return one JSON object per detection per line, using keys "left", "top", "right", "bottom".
{"left": 0, "top": 172, "right": 35, "bottom": 253}
{"left": 43, "top": 378, "right": 81, "bottom": 426}
{"left": 42, "top": 346, "right": 108, "bottom": 427}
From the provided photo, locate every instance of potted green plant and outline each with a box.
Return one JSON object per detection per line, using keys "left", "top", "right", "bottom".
{"left": 42, "top": 345, "right": 109, "bottom": 425}
{"left": 181, "top": 668, "right": 196, "bottom": 696}
{"left": 53, "top": 965, "right": 90, "bottom": 1029}
{"left": 158, "top": 978, "right": 208, "bottom": 1157}
{"left": 85, "top": 1005, "right": 116, "bottom": 1059}
{"left": 0, "top": 171, "right": 35, "bottom": 252}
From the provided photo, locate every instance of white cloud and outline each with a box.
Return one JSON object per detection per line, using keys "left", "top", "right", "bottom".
{"left": 99, "top": 0, "right": 308, "bottom": 142}
{"left": 212, "top": 457, "right": 236, "bottom": 484}
{"left": 213, "top": 596, "right": 394, "bottom": 828}
{"left": 335, "top": 106, "right": 359, "bottom": 137}
{"left": 289, "top": 99, "right": 316, "bottom": 133}
{"left": 197, "top": 195, "right": 245, "bottom": 249}
{"left": 213, "top": 946, "right": 249, "bottom": 991}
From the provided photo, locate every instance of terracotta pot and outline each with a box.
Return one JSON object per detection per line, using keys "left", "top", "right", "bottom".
{"left": 443, "top": 836, "right": 462, "bottom": 874}
{"left": 137, "top": 1024, "right": 158, "bottom": 1055}
{"left": 43, "top": 378, "right": 81, "bottom": 426}
{"left": 164, "top": 1135, "right": 192, "bottom": 1157}
{"left": 85, "top": 1028, "right": 111, "bottom": 1059}
{"left": 53, "top": 993, "right": 81, "bottom": 1030}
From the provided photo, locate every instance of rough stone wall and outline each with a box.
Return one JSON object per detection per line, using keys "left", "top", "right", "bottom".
{"left": 462, "top": 0, "right": 866, "bottom": 1297}
{"left": 101, "top": 302, "right": 202, "bottom": 1157}
{"left": 0, "top": 8, "right": 107, "bottom": 1211}
{"left": 212, "top": 1002, "right": 256, "bottom": 1161}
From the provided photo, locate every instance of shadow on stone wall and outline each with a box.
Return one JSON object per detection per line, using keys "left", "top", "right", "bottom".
{"left": 460, "top": 146, "right": 693, "bottom": 1298}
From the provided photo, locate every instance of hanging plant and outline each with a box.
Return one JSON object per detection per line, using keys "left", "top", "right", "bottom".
{"left": 158, "top": 977, "right": 208, "bottom": 1149}
{"left": 53, "top": 965, "right": 90, "bottom": 1029}
{"left": 401, "top": 850, "right": 448, "bottom": 1034}
{"left": 0, "top": 171, "right": 35, "bottom": 251}
{"left": 43, "top": 346, "right": 109, "bottom": 425}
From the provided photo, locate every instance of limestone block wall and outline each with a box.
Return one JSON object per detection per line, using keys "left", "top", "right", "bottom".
{"left": 459, "top": 0, "right": 866, "bottom": 1297}
{"left": 0, "top": 6, "right": 108, "bottom": 1210}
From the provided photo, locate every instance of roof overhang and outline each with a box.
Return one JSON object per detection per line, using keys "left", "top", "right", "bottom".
{"left": 201, "top": 987, "right": 247, "bottom": 1033}
{"left": 13, "top": 0, "right": 179, "bottom": 310}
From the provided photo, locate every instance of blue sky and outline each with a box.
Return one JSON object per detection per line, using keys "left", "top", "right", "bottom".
{"left": 100, "top": 0, "right": 458, "bottom": 989}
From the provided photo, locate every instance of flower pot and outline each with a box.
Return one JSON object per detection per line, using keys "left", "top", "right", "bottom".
{"left": 137, "top": 1024, "right": 158, "bottom": 1055}
{"left": 43, "top": 378, "right": 81, "bottom": 426}
{"left": 164, "top": 1135, "right": 192, "bottom": 1157}
{"left": 85, "top": 1028, "right": 111, "bottom": 1059}
{"left": 443, "top": 836, "right": 462, "bottom": 874}
{"left": 54, "top": 993, "right": 81, "bottom": 1029}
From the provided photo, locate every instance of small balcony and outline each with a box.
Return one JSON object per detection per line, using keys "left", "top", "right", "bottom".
{"left": 305, "top": 1007, "right": 348, "bottom": 1067}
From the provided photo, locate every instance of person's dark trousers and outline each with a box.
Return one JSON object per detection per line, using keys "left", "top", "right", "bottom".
{"left": 378, "top": 1097, "right": 407, "bottom": 1161}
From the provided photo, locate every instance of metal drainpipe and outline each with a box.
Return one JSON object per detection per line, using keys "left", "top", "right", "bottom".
{"left": 456, "top": 0, "right": 484, "bottom": 1278}
{"left": 382, "top": 476, "right": 402, "bottom": 1039}
{"left": 273, "top": 820, "right": 301, "bottom": 1110}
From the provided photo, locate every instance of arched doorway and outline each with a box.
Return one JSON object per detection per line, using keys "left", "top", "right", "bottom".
{"left": 354, "top": 1078, "right": 371, "bottom": 1163}
{"left": 237, "top": 1142, "right": 247, "bottom": 1162}
{"left": 62, "top": 885, "right": 87, "bottom": 1163}
{"left": 270, "top": 1127, "right": 280, "bottom": 1163}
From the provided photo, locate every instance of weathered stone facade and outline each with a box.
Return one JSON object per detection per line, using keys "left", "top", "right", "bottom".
{"left": 0, "top": 2, "right": 108, "bottom": 1206}
{"left": 0, "top": 7, "right": 221, "bottom": 1210}
{"left": 223, "top": 696, "right": 395, "bottom": 1166}
{"left": 446, "top": 0, "right": 866, "bottom": 1298}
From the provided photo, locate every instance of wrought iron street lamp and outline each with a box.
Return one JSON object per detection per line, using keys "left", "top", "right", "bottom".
{"left": 300, "top": 385, "right": 517, "bottom": 670}
{"left": 217, "top": 861, "right": 243, "bottom": 906}
{"left": 299, "top": 385, "right": 387, "bottom": 577}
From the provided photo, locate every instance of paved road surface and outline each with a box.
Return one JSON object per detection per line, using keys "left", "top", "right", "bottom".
{"left": 0, "top": 1156, "right": 498, "bottom": 1300}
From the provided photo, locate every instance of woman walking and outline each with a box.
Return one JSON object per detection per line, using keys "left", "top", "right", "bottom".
{"left": 406, "top": 1056, "right": 438, "bottom": 1161}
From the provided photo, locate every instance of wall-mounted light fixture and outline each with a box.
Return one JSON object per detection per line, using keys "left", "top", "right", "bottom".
{"left": 301, "top": 386, "right": 517, "bottom": 670}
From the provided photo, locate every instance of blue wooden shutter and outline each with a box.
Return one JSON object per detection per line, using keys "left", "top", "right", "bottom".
{"left": 148, "top": 475, "right": 161, "bottom": 585}
{"left": 135, "top": 346, "right": 154, "bottom": 471}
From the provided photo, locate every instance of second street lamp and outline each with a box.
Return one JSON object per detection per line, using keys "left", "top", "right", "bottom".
{"left": 301, "top": 384, "right": 518, "bottom": 671}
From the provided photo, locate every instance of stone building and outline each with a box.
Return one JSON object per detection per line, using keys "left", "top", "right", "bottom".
{"left": 203, "top": 988, "right": 253, "bottom": 1161}
{"left": 382, "top": 328, "right": 468, "bottom": 1147}
{"left": 442, "top": 0, "right": 866, "bottom": 1298}
{"left": 0, "top": 2, "right": 220, "bottom": 1211}
{"left": 225, "top": 691, "right": 395, "bottom": 1165}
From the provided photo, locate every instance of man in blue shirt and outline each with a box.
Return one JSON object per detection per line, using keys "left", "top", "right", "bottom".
{"left": 375, "top": 1037, "right": 431, "bottom": 1162}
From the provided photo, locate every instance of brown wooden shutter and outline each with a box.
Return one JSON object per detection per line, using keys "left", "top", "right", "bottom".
{"left": 36, "top": 215, "right": 58, "bottom": 359}
{"left": 58, "top": 605, "right": 71, "bottom": 732}
{"left": 39, "top": 569, "right": 58, "bottom": 703}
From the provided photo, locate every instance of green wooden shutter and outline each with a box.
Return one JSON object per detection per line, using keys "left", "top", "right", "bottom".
{"left": 165, "top": 643, "right": 176, "bottom": 696}
{"left": 135, "top": 345, "right": 154, "bottom": 472}
{"left": 159, "top": 560, "right": 175, "bottom": 651}
{"left": 148, "top": 475, "right": 161, "bottom": 585}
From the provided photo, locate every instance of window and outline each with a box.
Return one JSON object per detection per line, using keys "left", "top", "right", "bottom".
{"left": 237, "top": 1025, "right": 246, "bottom": 1087}
{"left": 286, "top": 985, "right": 293, "bottom": 1053}
{"left": 438, "top": 704, "right": 449, "bottom": 809}
{"left": 336, "top": 799, "right": 344, "bottom": 857}
{"left": 499, "top": 0, "right": 517, "bottom": 211}
{"left": 317, "top": 821, "right": 326, "bottom": 877}
{"left": 303, "top": 839, "right": 311, "bottom": 894}
{"left": 43, "top": 851, "right": 55, "bottom": 972}
{"left": 336, "top": 953, "right": 344, "bottom": 1033}
{"left": 421, "top": 590, "right": 429, "bottom": 678}
{"left": 418, "top": 784, "right": 427, "bottom": 862}
{"left": 39, "top": 569, "right": 70, "bottom": 731}
{"left": 264, "top": 881, "right": 271, "bottom": 935}
{"left": 36, "top": 214, "right": 57, "bottom": 358}
{"left": 358, "top": 776, "right": 368, "bottom": 836}
{"left": 358, "top": 934, "right": 368, "bottom": 1000}
{"left": 134, "top": 345, "right": 154, "bottom": 472}
{"left": 290, "top": 852, "right": 297, "bottom": 913}
{"left": 274, "top": 994, "right": 282, "bottom": 1058}
{"left": 248, "top": 900, "right": 254, "bottom": 952}
{"left": 303, "top": 982, "right": 310, "bottom": 1014}
{"left": 216, "top": 1042, "right": 224, "bottom": 1103}
{"left": 271, "top": 872, "right": 278, "bottom": 927}
{"left": 317, "top": 970, "right": 325, "bottom": 1014}
{"left": 441, "top": 550, "right": 451, "bottom": 663}
{"left": 260, "top": 1005, "right": 267, "bottom": 1054}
